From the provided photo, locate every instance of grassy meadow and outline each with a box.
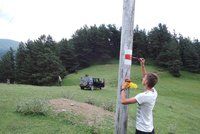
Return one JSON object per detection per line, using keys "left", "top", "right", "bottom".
{"left": 0, "top": 61, "right": 200, "bottom": 134}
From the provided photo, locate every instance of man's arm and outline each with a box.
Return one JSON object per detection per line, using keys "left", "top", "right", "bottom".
{"left": 120, "top": 80, "right": 137, "bottom": 105}
{"left": 121, "top": 90, "right": 137, "bottom": 105}
{"left": 139, "top": 58, "right": 147, "bottom": 78}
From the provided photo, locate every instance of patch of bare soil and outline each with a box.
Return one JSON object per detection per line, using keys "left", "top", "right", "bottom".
{"left": 49, "top": 98, "right": 114, "bottom": 125}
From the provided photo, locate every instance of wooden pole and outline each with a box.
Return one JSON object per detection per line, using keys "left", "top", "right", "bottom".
{"left": 115, "top": 0, "right": 136, "bottom": 134}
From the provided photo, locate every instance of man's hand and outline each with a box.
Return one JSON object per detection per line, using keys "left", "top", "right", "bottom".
{"left": 120, "top": 79, "right": 138, "bottom": 105}
{"left": 121, "top": 79, "right": 131, "bottom": 90}
{"left": 139, "top": 58, "right": 145, "bottom": 65}
{"left": 139, "top": 58, "right": 147, "bottom": 77}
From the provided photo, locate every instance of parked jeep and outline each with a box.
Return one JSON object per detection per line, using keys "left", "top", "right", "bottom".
{"left": 80, "top": 75, "right": 105, "bottom": 90}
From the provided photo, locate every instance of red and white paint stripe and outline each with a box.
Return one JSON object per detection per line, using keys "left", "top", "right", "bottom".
{"left": 124, "top": 49, "right": 132, "bottom": 65}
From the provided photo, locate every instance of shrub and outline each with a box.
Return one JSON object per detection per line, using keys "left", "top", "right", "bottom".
{"left": 89, "top": 117, "right": 101, "bottom": 134}
{"left": 16, "top": 98, "right": 51, "bottom": 116}
{"left": 61, "top": 92, "right": 75, "bottom": 100}
{"left": 84, "top": 97, "right": 96, "bottom": 105}
{"left": 57, "top": 111, "right": 83, "bottom": 125}
{"left": 169, "top": 60, "right": 181, "bottom": 77}
{"left": 102, "top": 101, "right": 115, "bottom": 112}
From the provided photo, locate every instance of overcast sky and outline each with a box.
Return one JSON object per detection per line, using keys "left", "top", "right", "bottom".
{"left": 0, "top": 0, "right": 199, "bottom": 42}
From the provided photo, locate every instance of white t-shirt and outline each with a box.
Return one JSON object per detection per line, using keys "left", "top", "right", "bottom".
{"left": 135, "top": 88, "right": 157, "bottom": 132}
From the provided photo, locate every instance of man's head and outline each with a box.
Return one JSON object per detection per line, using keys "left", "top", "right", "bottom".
{"left": 142, "top": 73, "right": 158, "bottom": 88}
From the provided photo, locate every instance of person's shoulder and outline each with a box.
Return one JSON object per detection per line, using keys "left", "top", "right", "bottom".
{"left": 151, "top": 88, "right": 158, "bottom": 99}
{"left": 136, "top": 91, "right": 147, "bottom": 98}
{"left": 142, "top": 90, "right": 156, "bottom": 98}
{"left": 152, "top": 87, "right": 158, "bottom": 94}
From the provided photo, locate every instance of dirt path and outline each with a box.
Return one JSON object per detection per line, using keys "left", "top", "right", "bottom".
{"left": 49, "top": 98, "right": 114, "bottom": 125}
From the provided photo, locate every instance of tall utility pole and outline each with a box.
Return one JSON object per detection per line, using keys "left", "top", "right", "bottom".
{"left": 115, "top": 0, "right": 136, "bottom": 134}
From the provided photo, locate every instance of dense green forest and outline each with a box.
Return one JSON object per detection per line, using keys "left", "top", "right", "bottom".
{"left": 0, "top": 23, "right": 199, "bottom": 85}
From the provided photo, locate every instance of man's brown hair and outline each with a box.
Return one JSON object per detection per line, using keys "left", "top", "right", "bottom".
{"left": 146, "top": 73, "right": 158, "bottom": 88}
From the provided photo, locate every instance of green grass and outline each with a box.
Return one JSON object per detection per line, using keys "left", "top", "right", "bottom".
{"left": 0, "top": 61, "right": 200, "bottom": 134}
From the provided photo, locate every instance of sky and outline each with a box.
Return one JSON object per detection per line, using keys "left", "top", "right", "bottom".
{"left": 0, "top": 0, "right": 199, "bottom": 42}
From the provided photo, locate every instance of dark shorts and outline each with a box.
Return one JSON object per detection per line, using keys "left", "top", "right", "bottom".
{"left": 135, "top": 129, "right": 155, "bottom": 134}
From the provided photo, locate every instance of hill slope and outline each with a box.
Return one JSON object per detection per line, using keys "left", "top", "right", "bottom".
{"left": 0, "top": 61, "right": 200, "bottom": 133}
{"left": 0, "top": 39, "right": 19, "bottom": 57}
{"left": 63, "top": 62, "right": 200, "bottom": 133}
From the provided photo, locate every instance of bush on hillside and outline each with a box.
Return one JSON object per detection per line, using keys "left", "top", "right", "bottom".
{"left": 16, "top": 98, "right": 51, "bottom": 116}
{"left": 102, "top": 101, "right": 115, "bottom": 112}
{"left": 169, "top": 60, "right": 182, "bottom": 77}
{"left": 84, "top": 97, "right": 96, "bottom": 105}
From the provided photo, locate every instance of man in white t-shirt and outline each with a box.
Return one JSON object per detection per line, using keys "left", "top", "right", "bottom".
{"left": 121, "top": 58, "right": 158, "bottom": 134}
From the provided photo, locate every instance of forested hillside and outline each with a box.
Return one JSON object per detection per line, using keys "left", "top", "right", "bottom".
{"left": 0, "top": 23, "right": 199, "bottom": 85}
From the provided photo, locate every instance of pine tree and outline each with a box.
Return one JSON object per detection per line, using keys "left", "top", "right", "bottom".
{"left": 193, "top": 39, "right": 200, "bottom": 72}
{"left": 147, "top": 23, "right": 172, "bottom": 59}
{"left": 0, "top": 48, "right": 15, "bottom": 83}
{"left": 107, "top": 24, "right": 121, "bottom": 59}
{"left": 16, "top": 35, "right": 65, "bottom": 85}
{"left": 133, "top": 25, "right": 148, "bottom": 58}
{"left": 180, "top": 37, "right": 200, "bottom": 73}
{"left": 72, "top": 26, "right": 93, "bottom": 68}
{"left": 31, "top": 36, "right": 66, "bottom": 85}
{"left": 58, "top": 39, "right": 78, "bottom": 73}
{"left": 156, "top": 39, "right": 182, "bottom": 77}
{"left": 16, "top": 42, "right": 31, "bottom": 84}
{"left": 94, "top": 24, "right": 112, "bottom": 62}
